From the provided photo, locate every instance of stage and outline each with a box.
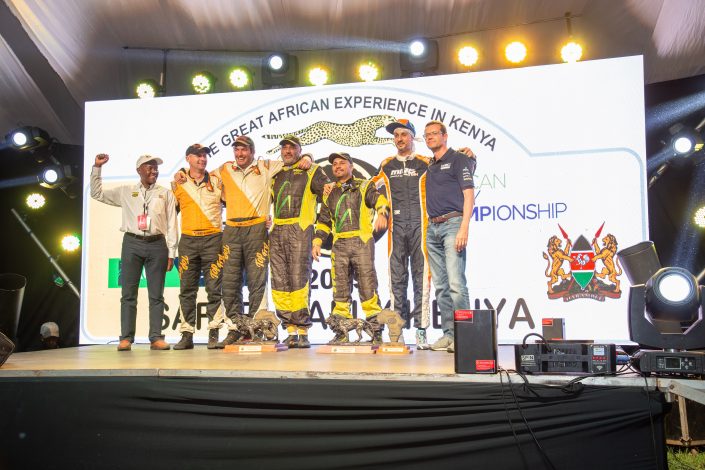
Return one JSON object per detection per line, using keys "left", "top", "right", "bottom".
{"left": 0, "top": 345, "right": 668, "bottom": 469}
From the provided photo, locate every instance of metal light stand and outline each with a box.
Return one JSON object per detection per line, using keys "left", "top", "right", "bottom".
{"left": 10, "top": 208, "right": 80, "bottom": 299}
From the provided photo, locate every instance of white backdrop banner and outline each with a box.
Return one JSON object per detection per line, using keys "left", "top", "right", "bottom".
{"left": 81, "top": 55, "right": 647, "bottom": 345}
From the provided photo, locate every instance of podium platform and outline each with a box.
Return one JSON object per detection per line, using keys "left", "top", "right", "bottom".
{"left": 0, "top": 345, "right": 668, "bottom": 469}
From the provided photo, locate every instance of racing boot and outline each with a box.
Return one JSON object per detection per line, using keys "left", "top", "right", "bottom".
{"left": 173, "top": 332, "right": 194, "bottom": 350}
{"left": 297, "top": 335, "right": 311, "bottom": 348}
{"left": 283, "top": 325, "right": 299, "bottom": 348}
{"left": 216, "top": 330, "right": 240, "bottom": 349}
{"left": 297, "top": 327, "right": 310, "bottom": 349}
{"left": 207, "top": 329, "right": 220, "bottom": 349}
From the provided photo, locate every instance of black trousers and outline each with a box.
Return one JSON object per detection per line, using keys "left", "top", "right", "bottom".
{"left": 389, "top": 223, "right": 428, "bottom": 328}
{"left": 177, "top": 232, "right": 223, "bottom": 332}
{"left": 221, "top": 223, "right": 269, "bottom": 323}
{"left": 119, "top": 233, "right": 169, "bottom": 342}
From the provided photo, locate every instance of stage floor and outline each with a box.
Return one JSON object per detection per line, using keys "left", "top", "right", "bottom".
{"left": 0, "top": 344, "right": 657, "bottom": 388}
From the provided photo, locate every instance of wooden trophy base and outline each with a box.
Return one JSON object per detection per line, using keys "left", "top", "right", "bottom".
{"left": 377, "top": 342, "right": 413, "bottom": 355}
{"left": 224, "top": 342, "right": 288, "bottom": 353}
{"left": 317, "top": 343, "right": 378, "bottom": 354}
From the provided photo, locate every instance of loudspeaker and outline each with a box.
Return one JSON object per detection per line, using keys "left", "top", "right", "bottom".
{"left": 454, "top": 309, "right": 497, "bottom": 374}
{"left": 541, "top": 318, "right": 565, "bottom": 340}
{"left": 0, "top": 331, "right": 14, "bottom": 367}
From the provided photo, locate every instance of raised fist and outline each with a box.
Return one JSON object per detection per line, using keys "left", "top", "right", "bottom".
{"left": 94, "top": 154, "right": 109, "bottom": 167}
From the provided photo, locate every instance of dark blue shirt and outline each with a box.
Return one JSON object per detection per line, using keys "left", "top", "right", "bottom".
{"left": 425, "top": 148, "right": 476, "bottom": 218}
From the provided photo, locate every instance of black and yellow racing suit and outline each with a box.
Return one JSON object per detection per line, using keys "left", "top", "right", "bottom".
{"left": 270, "top": 163, "right": 330, "bottom": 329}
{"left": 314, "top": 178, "right": 389, "bottom": 320}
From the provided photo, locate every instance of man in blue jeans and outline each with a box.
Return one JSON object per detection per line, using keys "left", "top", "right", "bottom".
{"left": 423, "top": 120, "right": 476, "bottom": 352}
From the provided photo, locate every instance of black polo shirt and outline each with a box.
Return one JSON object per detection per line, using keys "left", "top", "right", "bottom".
{"left": 425, "top": 148, "right": 476, "bottom": 218}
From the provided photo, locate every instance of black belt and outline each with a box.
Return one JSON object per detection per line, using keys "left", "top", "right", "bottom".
{"left": 125, "top": 232, "right": 164, "bottom": 242}
{"left": 429, "top": 211, "right": 463, "bottom": 224}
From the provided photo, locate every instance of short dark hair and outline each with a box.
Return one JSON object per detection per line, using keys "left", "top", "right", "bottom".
{"left": 424, "top": 120, "right": 447, "bottom": 135}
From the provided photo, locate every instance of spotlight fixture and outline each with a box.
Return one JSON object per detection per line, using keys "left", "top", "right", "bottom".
{"left": 669, "top": 123, "right": 703, "bottom": 157}
{"left": 266, "top": 53, "right": 287, "bottom": 72}
{"left": 38, "top": 164, "right": 72, "bottom": 189}
{"left": 561, "top": 41, "right": 583, "bottom": 63}
{"left": 505, "top": 41, "right": 527, "bottom": 64}
{"left": 191, "top": 71, "right": 215, "bottom": 94}
{"left": 135, "top": 79, "right": 161, "bottom": 99}
{"left": 409, "top": 39, "right": 426, "bottom": 57}
{"left": 5, "top": 126, "right": 52, "bottom": 152}
{"left": 308, "top": 67, "right": 329, "bottom": 86}
{"left": 561, "top": 12, "right": 583, "bottom": 63}
{"left": 262, "top": 53, "right": 298, "bottom": 88}
{"left": 358, "top": 62, "right": 379, "bottom": 82}
{"left": 26, "top": 193, "right": 46, "bottom": 210}
{"left": 61, "top": 234, "right": 81, "bottom": 253}
{"left": 694, "top": 206, "right": 705, "bottom": 228}
{"left": 400, "top": 38, "right": 439, "bottom": 77}
{"left": 458, "top": 46, "right": 479, "bottom": 67}
{"left": 229, "top": 67, "right": 252, "bottom": 89}
{"left": 618, "top": 241, "right": 705, "bottom": 376}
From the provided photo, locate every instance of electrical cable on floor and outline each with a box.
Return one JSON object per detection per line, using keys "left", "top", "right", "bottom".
{"left": 642, "top": 374, "right": 663, "bottom": 470}
{"left": 502, "top": 368, "right": 558, "bottom": 470}
{"left": 499, "top": 368, "right": 530, "bottom": 469}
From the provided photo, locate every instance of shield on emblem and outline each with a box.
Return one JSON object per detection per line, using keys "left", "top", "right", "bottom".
{"left": 569, "top": 235, "right": 595, "bottom": 289}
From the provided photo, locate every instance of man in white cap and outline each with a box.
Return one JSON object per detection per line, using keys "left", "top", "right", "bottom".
{"left": 91, "top": 153, "right": 178, "bottom": 351}
{"left": 40, "top": 322, "right": 60, "bottom": 349}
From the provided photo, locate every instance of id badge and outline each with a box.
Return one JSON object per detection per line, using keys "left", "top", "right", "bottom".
{"left": 137, "top": 214, "right": 151, "bottom": 231}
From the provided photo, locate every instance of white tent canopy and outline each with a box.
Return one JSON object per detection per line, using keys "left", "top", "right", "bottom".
{"left": 1, "top": 0, "right": 705, "bottom": 145}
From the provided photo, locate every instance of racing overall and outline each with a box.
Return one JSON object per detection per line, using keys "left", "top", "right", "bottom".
{"left": 173, "top": 170, "right": 224, "bottom": 334}
{"left": 373, "top": 154, "right": 431, "bottom": 329}
{"left": 314, "top": 178, "right": 389, "bottom": 322}
{"left": 270, "top": 163, "right": 330, "bottom": 330}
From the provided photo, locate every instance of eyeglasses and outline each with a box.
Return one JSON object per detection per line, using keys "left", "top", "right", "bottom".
{"left": 423, "top": 130, "right": 443, "bottom": 139}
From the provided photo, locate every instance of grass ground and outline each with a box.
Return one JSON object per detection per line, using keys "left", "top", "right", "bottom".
{"left": 668, "top": 447, "right": 705, "bottom": 469}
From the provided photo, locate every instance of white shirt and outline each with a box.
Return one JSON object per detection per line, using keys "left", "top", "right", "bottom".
{"left": 90, "top": 166, "right": 178, "bottom": 257}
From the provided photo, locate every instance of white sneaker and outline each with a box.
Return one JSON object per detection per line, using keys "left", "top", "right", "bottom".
{"left": 415, "top": 329, "right": 429, "bottom": 350}
{"left": 447, "top": 341, "right": 455, "bottom": 353}
{"left": 430, "top": 334, "right": 454, "bottom": 351}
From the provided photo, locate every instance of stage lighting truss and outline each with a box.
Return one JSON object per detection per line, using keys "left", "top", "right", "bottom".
{"left": 4, "top": 127, "right": 52, "bottom": 152}
{"left": 135, "top": 79, "right": 161, "bottom": 99}
{"left": 458, "top": 46, "right": 479, "bottom": 68}
{"left": 192, "top": 71, "right": 215, "bottom": 94}
{"left": 669, "top": 123, "right": 704, "bottom": 157}
{"left": 229, "top": 67, "right": 251, "bottom": 89}
{"left": 308, "top": 67, "right": 329, "bottom": 86}
{"left": 358, "top": 62, "right": 379, "bottom": 82}
{"left": 26, "top": 193, "right": 46, "bottom": 210}
{"left": 505, "top": 41, "right": 527, "bottom": 64}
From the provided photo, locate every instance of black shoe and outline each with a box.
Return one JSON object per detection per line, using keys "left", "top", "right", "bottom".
{"left": 173, "top": 332, "right": 194, "bottom": 350}
{"left": 283, "top": 335, "right": 299, "bottom": 348}
{"left": 217, "top": 331, "right": 240, "bottom": 349}
{"left": 207, "top": 329, "right": 219, "bottom": 349}
{"left": 298, "top": 335, "right": 310, "bottom": 349}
